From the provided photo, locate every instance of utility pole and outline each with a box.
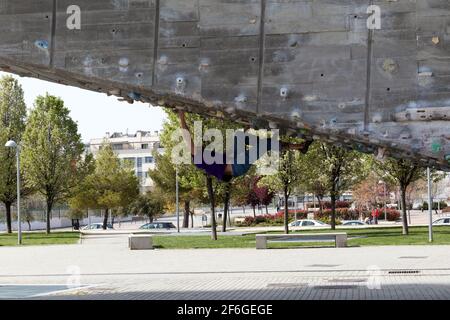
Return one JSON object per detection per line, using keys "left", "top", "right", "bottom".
{"left": 176, "top": 165, "right": 180, "bottom": 233}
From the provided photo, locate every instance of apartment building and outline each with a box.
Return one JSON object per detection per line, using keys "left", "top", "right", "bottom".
{"left": 87, "top": 131, "right": 163, "bottom": 192}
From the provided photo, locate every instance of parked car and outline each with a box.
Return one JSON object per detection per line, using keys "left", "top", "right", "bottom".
{"left": 342, "top": 220, "right": 365, "bottom": 226}
{"left": 290, "top": 219, "right": 330, "bottom": 227}
{"left": 82, "top": 223, "right": 114, "bottom": 230}
{"left": 433, "top": 217, "right": 450, "bottom": 226}
{"left": 139, "top": 222, "right": 177, "bottom": 230}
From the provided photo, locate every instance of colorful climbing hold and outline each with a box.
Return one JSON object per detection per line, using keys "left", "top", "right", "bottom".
{"left": 34, "top": 40, "right": 49, "bottom": 50}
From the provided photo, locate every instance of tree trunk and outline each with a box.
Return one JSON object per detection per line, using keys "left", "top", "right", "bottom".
{"left": 103, "top": 208, "right": 109, "bottom": 230}
{"left": 111, "top": 215, "right": 115, "bottom": 227}
{"left": 46, "top": 200, "right": 53, "bottom": 234}
{"left": 317, "top": 196, "right": 323, "bottom": 214}
{"left": 222, "top": 183, "right": 231, "bottom": 232}
{"left": 265, "top": 205, "right": 268, "bottom": 214}
{"left": 27, "top": 220, "right": 31, "bottom": 231}
{"left": 252, "top": 206, "right": 256, "bottom": 218}
{"left": 400, "top": 186, "right": 409, "bottom": 235}
{"left": 5, "top": 202, "right": 12, "bottom": 234}
{"left": 284, "top": 188, "right": 289, "bottom": 234}
{"left": 183, "top": 200, "right": 190, "bottom": 228}
{"left": 330, "top": 193, "right": 337, "bottom": 230}
{"left": 206, "top": 176, "right": 217, "bottom": 240}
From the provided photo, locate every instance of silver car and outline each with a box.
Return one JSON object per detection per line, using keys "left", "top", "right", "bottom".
{"left": 290, "top": 219, "right": 330, "bottom": 227}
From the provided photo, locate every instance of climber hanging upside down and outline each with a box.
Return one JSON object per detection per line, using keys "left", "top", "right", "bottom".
{"left": 178, "top": 111, "right": 313, "bottom": 182}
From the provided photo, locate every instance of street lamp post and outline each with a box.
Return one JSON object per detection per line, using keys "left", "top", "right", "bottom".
{"left": 427, "top": 167, "right": 433, "bottom": 242}
{"left": 5, "top": 140, "right": 21, "bottom": 245}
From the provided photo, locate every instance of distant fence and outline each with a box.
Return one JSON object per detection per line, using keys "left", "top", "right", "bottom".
{"left": 0, "top": 208, "right": 134, "bottom": 232}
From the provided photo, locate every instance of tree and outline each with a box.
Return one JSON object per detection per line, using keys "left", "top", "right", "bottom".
{"left": 222, "top": 182, "right": 231, "bottom": 232}
{"left": 69, "top": 143, "right": 140, "bottom": 229}
{"left": 373, "top": 158, "right": 426, "bottom": 235}
{"left": 129, "top": 192, "right": 165, "bottom": 222}
{"left": 254, "top": 182, "right": 275, "bottom": 214}
{"left": 304, "top": 143, "right": 367, "bottom": 230}
{"left": 261, "top": 148, "right": 304, "bottom": 234}
{"left": 21, "top": 94, "right": 85, "bottom": 234}
{"left": 150, "top": 110, "right": 207, "bottom": 229}
{"left": 150, "top": 150, "right": 205, "bottom": 228}
{"left": 0, "top": 76, "right": 27, "bottom": 233}
{"left": 352, "top": 172, "right": 392, "bottom": 211}
{"left": 246, "top": 177, "right": 260, "bottom": 217}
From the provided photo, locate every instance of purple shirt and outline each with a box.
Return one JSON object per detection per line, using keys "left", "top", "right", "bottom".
{"left": 193, "top": 153, "right": 227, "bottom": 181}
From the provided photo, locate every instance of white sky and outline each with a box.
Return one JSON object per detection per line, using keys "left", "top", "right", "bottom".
{"left": 0, "top": 71, "right": 167, "bottom": 143}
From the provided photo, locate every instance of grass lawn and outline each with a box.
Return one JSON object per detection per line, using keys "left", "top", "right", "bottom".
{"left": 0, "top": 232, "right": 80, "bottom": 247}
{"left": 153, "top": 226, "right": 450, "bottom": 249}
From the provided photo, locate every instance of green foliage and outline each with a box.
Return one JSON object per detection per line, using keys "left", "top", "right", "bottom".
{"left": 128, "top": 192, "right": 165, "bottom": 221}
{"left": 302, "top": 142, "right": 367, "bottom": 228}
{"left": 0, "top": 76, "right": 27, "bottom": 233}
{"left": 421, "top": 201, "right": 448, "bottom": 211}
{"left": 304, "top": 142, "right": 368, "bottom": 199}
{"left": 69, "top": 143, "right": 140, "bottom": 216}
{"left": 0, "top": 76, "right": 27, "bottom": 200}
{"left": 260, "top": 149, "right": 304, "bottom": 196}
{"left": 372, "top": 157, "right": 426, "bottom": 192}
{"left": 372, "top": 157, "right": 426, "bottom": 235}
{"left": 150, "top": 110, "right": 207, "bottom": 206}
{"left": 21, "top": 94, "right": 85, "bottom": 233}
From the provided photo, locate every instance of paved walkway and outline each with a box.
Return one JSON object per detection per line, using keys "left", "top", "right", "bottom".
{"left": 1, "top": 235, "right": 450, "bottom": 299}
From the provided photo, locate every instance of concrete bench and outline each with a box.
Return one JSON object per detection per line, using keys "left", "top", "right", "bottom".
{"left": 128, "top": 234, "right": 153, "bottom": 250}
{"left": 255, "top": 233, "right": 347, "bottom": 249}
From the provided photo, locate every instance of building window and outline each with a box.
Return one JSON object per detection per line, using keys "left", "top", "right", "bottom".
{"left": 141, "top": 144, "right": 149, "bottom": 149}
{"left": 137, "top": 157, "right": 143, "bottom": 168}
{"left": 112, "top": 143, "right": 123, "bottom": 150}
{"left": 123, "top": 157, "right": 136, "bottom": 166}
{"left": 144, "top": 156, "right": 154, "bottom": 164}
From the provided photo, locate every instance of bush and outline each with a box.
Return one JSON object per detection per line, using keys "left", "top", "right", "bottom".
{"left": 378, "top": 209, "right": 401, "bottom": 221}
{"left": 306, "top": 201, "right": 352, "bottom": 209}
{"left": 236, "top": 211, "right": 308, "bottom": 226}
{"left": 314, "top": 208, "right": 361, "bottom": 221}
{"left": 322, "top": 201, "right": 352, "bottom": 209}
{"left": 421, "top": 201, "right": 448, "bottom": 210}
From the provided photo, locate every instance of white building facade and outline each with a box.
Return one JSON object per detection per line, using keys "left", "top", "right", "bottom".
{"left": 88, "top": 131, "right": 163, "bottom": 192}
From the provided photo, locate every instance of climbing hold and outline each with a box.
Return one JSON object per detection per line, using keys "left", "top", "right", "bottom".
{"left": 431, "top": 140, "right": 442, "bottom": 153}
{"left": 199, "top": 58, "right": 210, "bottom": 72}
{"left": 432, "top": 36, "right": 440, "bottom": 45}
{"left": 128, "top": 92, "right": 141, "bottom": 101}
{"left": 176, "top": 77, "right": 185, "bottom": 85}
{"left": 34, "top": 40, "right": 49, "bottom": 50}
{"left": 290, "top": 108, "right": 301, "bottom": 120}
{"left": 118, "top": 57, "right": 129, "bottom": 72}
{"left": 382, "top": 58, "right": 398, "bottom": 73}
{"left": 235, "top": 94, "right": 247, "bottom": 104}
{"left": 445, "top": 155, "right": 450, "bottom": 164}
{"left": 280, "top": 87, "right": 289, "bottom": 99}
{"left": 175, "top": 77, "right": 186, "bottom": 94}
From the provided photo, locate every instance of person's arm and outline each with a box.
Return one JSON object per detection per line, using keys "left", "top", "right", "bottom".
{"left": 178, "top": 111, "right": 196, "bottom": 157}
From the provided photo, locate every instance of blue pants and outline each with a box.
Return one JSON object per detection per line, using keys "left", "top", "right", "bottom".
{"left": 231, "top": 137, "right": 272, "bottom": 177}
